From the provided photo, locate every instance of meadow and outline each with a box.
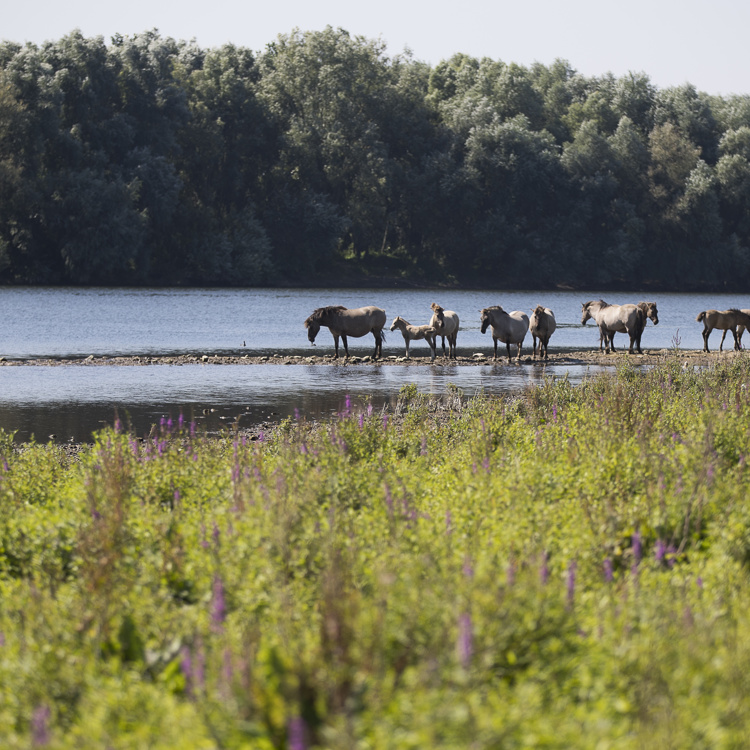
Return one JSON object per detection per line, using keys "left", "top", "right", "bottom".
{"left": 2, "top": 356, "right": 750, "bottom": 748}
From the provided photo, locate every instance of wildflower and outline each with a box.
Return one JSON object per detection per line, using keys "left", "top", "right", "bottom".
{"left": 358, "top": 413, "right": 364, "bottom": 429}
{"left": 567, "top": 560, "right": 577, "bottom": 607}
{"left": 463, "top": 555, "right": 474, "bottom": 579}
{"left": 457, "top": 612, "right": 473, "bottom": 668}
{"left": 540, "top": 552, "right": 550, "bottom": 585}
{"left": 655, "top": 539, "right": 666, "bottom": 564}
{"left": 288, "top": 715, "right": 308, "bottom": 750}
{"left": 383, "top": 414, "right": 388, "bottom": 430}
{"left": 31, "top": 704, "right": 51, "bottom": 747}
{"left": 211, "top": 575, "right": 227, "bottom": 632}
{"left": 603, "top": 557, "right": 613, "bottom": 582}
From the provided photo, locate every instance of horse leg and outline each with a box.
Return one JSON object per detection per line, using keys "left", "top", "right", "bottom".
{"left": 532, "top": 335, "right": 538, "bottom": 358}
{"left": 450, "top": 333, "right": 457, "bottom": 359}
{"left": 405, "top": 339, "right": 410, "bottom": 359}
{"left": 506, "top": 341, "right": 513, "bottom": 363}
{"left": 333, "top": 334, "right": 340, "bottom": 358}
{"left": 428, "top": 335, "right": 436, "bottom": 362}
{"left": 493, "top": 339, "right": 498, "bottom": 360}
{"left": 371, "top": 332, "right": 380, "bottom": 359}
{"left": 719, "top": 329, "right": 727, "bottom": 352}
{"left": 703, "top": 328, "right": 710, "bottom": 352}
{"left": 341, "top": 334, "right": 349, "bottom": 358}
{"left": 733, "top": 327, "right": 741, "bottom": 351}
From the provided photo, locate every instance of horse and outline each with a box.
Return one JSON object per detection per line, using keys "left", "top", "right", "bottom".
{"left": 607, "top": 301, "right": 659, "bottom": 353}
{"left": 581, "top": 300, "right": 641, "bottom": 354}
{"left": 733, "top": 309, "right": 750, "bottom": 347}
{"left": 303, "top": 305, "right": 386, "bottom": 359}
{"left": 529, "top": 305, "right": 556, "bottom": 359}
{"left": 480, "top": 306, "right": 529, "bottom": 362}
{"left": 696, "top": 309, "right": 750, "bottom": 352}
{"left": 429, "top": 303, "right": 460, "bottom": 359}
{"left": 389, "top": 316, "right": 437, "bottom": 361}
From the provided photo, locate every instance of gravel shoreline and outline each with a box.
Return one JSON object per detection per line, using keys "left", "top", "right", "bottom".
{"left": 0, "top": 348, "right": 736, "bottom": 368}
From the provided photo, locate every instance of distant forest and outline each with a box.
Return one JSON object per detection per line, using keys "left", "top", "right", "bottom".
{"left": 2, "top": 27, "right": 750, "bottom": 290}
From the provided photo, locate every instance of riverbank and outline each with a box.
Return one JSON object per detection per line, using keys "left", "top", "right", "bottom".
{"left": 0, "top": 347, "right": 738, "bottom": 368}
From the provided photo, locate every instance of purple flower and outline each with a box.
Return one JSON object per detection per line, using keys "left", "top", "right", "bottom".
{"left": 457, "top": 612, "right": 473, "bottom": 668}
{"left": 212, "top": 522, "right": 221, "bottom": 549}
{"left": 383, "top": 414, "right": 388, "bottom": 430}
{"left": 358, "top": 413, "right": 364, "bottom": 429}
{"left": 655, "top": 539, "right": 666, "bottom": 564}
{"left": 540, "top": 552, "right": 550, "bottom": 585}
{"left": 211, "top": 575, "right": 227, "bottom": 631}
{"left": 288, "top": 715, "right": 308, "bottom": 750}
{"left": 552, "top": 403, "right": 558, "bottom": 421}
{"left": 603, "top": 557, "right": 613, "bottom": 582}
{"left": 462, "top": 555, "right": 474, "bottom": 579}
{"left": 567, "top": 560, "right": 577, "bottom": 607}
{"left": 31, "top": 704, "right": 51, "bottom": 747}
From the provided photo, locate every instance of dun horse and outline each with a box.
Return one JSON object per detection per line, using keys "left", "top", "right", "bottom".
{"left": 303, "top": 305, "right": 386, "bottom": 359}
{"left": 607, "top": 301, "right": 659, "bottom": 353}
{"left": 581, "top": 300, "right": 642, "bottom": 354}
{"left": 389, "top": 316, "right": 437, "bottom": 361}
{"left": 429, "top": 303, "right": 460, "bottom": 359}
{"left": 734, "top": 309, "right": 750, "bottom": 347}
{"left": 696, "top": 309, "right": 750, "bottom": 352}
{"left": 480, "top": 306, "right": 529, "bottom": 361}
{"left": 529, "top": 305, "right": 556, "bottom": 359}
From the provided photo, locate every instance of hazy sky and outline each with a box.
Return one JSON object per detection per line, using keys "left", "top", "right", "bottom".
{"left": 4, "top": 0, "right": 749, "bottom": 96}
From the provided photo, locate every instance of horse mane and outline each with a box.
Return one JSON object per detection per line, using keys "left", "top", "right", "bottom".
{"left": 481, "top": 306, "right": 504, "bottom": 313}
{"left": 304, "top": 305, "right": 347, "bottom": 328}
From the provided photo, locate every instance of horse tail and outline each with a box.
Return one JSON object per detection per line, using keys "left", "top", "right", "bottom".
{"left": 696, "top": 311, "right": 706, "bottom": 322}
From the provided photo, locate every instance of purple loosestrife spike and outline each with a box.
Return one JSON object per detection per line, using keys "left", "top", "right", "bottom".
{"left": 288, "top": 715, "right": 308, "bottom": 750}
{"left": 31, "top": 704, "right": 51, "bottom": 747}
{"left": 603, "top": 558, "right": 614, "bottom": 582}
{"left": 212, "top": 522, "right": 221, "bottom": 549}
{"left": 552, "top": 403, "right": 557, "bottom": 421}
{"left": 345, "top": 394, "right": 351, "bottom": 413}
{"left": 655, "top": 539, "right": 666, "bottom": 564}
{"left": 383, "top": 414, "right": 388, "bottom": 430}
{"left": 180, "top": 647, "right": 193, "bottom": 698}
{"left": 697, "top": 576, "right": 704, "bottom": 590}
{"left": 463, "top": 555, "right": 474, "bottom": 579}
{"left": 211, "top": 575, "right": 227, "bottom": 633}
{"left": 458, "top": 612, "right": 473, "bottom": 669}
{"left": 567, "top": 560, "right": 577, "bottom": 607}
{"left": 483, "top": 456, "right": 490, "bottom": 473}
{"left": 358, "top": 413, "right": 364, "bottom": 429}
{"left": 178, "top": 413, "right": 184, "bottom": 430}
{"left": 540, "top": 552, "right": 550, "bottom": 585}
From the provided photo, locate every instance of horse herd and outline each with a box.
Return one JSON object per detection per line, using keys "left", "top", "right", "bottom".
{"left": 303, "top": 301, "right": 750, "bottom": 362}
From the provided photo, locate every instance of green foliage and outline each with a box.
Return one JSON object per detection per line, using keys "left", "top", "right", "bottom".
{"left": 3, "top": 29, "right": 750, "bottom": 287}
{"left": 2, "top": 363, "right": 750, "bottom": 744}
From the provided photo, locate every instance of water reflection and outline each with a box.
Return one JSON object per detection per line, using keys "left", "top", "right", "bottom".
{"left": 0, "top": 362, "right": 611, "bottom": 442}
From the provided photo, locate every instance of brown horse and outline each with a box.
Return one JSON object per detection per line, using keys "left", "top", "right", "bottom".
{"left": 304, "top": 305, "right": 386, "bottom": 358}
{"left": 734, "top": 309, "right": 750, "bottom": 347}
{"left": 696, "top": 309, "right": 750, "bottom": 352}
{"left": 529, "top": 305, "right": 556, "bottom": 359}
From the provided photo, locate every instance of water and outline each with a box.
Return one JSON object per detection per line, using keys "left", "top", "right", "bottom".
{"left": 1, "top": 286, "right": 743, "bottom": 442}
{"left": 0, "top": 362, "right": 607, "bottom": 443}
{"left": 1, "top": 286, "right": 745, "bottom": 359}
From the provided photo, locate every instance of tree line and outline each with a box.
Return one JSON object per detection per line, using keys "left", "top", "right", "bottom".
{"left": 1, "top": 27, "right": 750, "bottom": 289}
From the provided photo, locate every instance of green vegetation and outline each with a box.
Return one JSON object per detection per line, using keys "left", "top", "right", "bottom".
{"left": 3, "top": 359, "right": 750, "bottom": 746}
{"left": 1, "top": 27, "right": 750, "bottom": 288}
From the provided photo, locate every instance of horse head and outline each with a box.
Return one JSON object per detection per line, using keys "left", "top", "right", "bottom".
{"left": 303, "top": 316, "right": 320, "bottom": 344}
{"left": 479, "top": 308, "right": 491, "bottom": 334}
{"left": 389, "top": 316, "right": 403, "bottom": 332}
{"left": 647, "top": 302, "right": 659, "bottom": 325}
{"left": 581, "top": 302, "right": 593, "bottom": 325}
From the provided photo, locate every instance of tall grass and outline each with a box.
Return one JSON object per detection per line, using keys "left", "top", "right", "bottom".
{"left": 2, "top": 358, "right": 750, "bottom": 747}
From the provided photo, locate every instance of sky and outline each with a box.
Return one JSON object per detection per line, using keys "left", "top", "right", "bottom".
{"left": 4, "top": 0, "right": 750, "bottom": 96}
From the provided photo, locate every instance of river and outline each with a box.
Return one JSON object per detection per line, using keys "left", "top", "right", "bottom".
{"left": 1, "top": 286, "right": 746, "bottom": 442}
